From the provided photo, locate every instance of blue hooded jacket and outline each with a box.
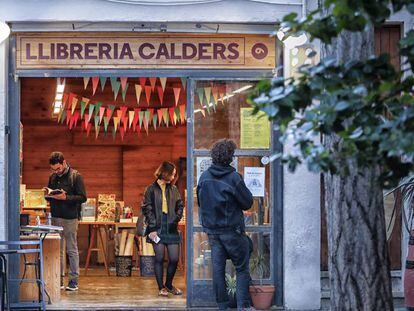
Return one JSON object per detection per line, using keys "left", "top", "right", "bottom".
{"left": 197, "top": 164, "right": 253, "bottom": 234}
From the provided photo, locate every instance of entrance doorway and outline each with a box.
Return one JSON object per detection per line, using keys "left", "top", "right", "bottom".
{"left": 19, "top": 76, "right": 187, "bottom": 309}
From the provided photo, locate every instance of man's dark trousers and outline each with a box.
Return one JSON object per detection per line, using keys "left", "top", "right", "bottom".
{"left": 208, "top": 231, "right": 251, "bottom": 310}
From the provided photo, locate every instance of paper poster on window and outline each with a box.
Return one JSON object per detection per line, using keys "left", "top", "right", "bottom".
{"left": 244, "top": 167, "right": 265, "bottom": 197}
{"left": 196, "top": 157, "right": 238, "bottom": 184}
{"left": 240, "top": 108, "right": 270, "bottom": 149}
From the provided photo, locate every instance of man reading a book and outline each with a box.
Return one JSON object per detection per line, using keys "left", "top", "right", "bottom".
{"left": 46, "top": 151, "right": 87, "bottom": 291}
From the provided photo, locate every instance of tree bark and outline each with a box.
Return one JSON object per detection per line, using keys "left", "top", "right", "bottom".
{"left": 322, "top": 28, "right": 394, "bottom": 310}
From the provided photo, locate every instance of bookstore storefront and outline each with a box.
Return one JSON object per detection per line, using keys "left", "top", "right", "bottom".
{"left": 6, "top": 30, "right": 284, "bottom": 309}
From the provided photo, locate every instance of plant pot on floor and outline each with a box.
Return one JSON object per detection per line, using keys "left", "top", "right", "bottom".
{"left": 249, "top": 285, "right": 275, "bottom": 310}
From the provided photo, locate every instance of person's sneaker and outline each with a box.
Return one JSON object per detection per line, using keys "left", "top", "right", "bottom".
{"left": 166, "top": 286, "right": 183, "bottom": 295}
{"left": 65, "top": 279, "right": 78, "bottom": 291}
{"left": 158, "top": 287, "right": 169, "bottom": 297}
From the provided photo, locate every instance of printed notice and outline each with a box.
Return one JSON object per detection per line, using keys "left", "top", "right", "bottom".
{"left": 244, "top": 167, "right": 265, "bottom": 197}
{"left": 240, "top": 108, "right": 270, "bottom": 149}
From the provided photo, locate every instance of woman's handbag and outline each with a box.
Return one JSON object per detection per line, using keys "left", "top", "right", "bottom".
{"left": 136, "top": 215, "right": 147, "bottom": 236}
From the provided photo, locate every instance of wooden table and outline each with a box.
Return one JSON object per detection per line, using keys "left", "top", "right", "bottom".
{"left": 79, "top": 221, "right": 115, "bottom": 276}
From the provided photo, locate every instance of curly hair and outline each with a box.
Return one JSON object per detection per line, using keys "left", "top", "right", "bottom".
{"left": 49, "top": 151, "right": 65, "bottom": 165}
{"left": 211, "top": 139, "right": 237, "bottom": 166}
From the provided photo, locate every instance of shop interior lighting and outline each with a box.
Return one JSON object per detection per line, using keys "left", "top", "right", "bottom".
{"left": 52, "top": 78, "right": 65, "bottom": 117}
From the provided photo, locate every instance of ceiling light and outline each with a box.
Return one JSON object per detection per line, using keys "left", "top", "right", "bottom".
{"left": 233, "top": 85, "right": 253, "bottom": 94}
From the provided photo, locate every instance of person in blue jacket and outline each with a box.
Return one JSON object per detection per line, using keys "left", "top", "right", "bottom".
{"left": 197, "top": 139, "right": 254, "bottom": 311}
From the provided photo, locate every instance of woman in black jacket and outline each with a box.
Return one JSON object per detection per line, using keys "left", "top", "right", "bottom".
{"left": 141, "top": 161, "right": 184, "bottom": 297}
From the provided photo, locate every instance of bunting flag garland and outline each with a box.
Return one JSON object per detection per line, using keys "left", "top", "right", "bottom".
{"left": 148, "top": 109, "right": 154, "bottom": 125}
{"left": 103, "top": 116, "right": 110, "bottom": 133}
{"left": 144, "top": 110, "right": 150, "bottom": 127}
{"left": 139, "top": 77, "right": 147, "bottom": 88}
{"left": 157, "top": 86, "right": 164, "bottom": 105}
{"left": 204, "top": 87, "right": 212, "bottom": 106}
{"left": 120, "top": 77, "right": 128, "bottom": 91}
{"left": 80, "top": 97, "right": 90, "bottom": 119}
{"left": 149, "top": 77, "right": 157, "bottom": 91}
{"left": 152, "top": 114, "right": 158, "bottom": 130}
{"left": 113, "top": 116, "right": 120, "bottom": 131}
{"left": 157, "top": 109, "right": 163, "bottom": 126}
{"left": 94, "top": 116, "right": 101, "bottom": 139}
{"left": 159, "top": 77, "right": 167, "bottom": 91}
{"left": 66, "top": 110, "right": 72, "bottom": 126}
{"left": 113, "top": 80, "right": 121, "bottom": 100}
{"left": 122, "top": 116, "right": 128, "bottom": 133}
{"left": 121, "top": 83, "right": 129, "bottom": 102}
{"left": 99, "top": 106, "right": 105, "bottom": 124}
{"left": 62, "top": 93, "right": 69, "bottom": 109}
{"left": 174, "top": 107, "right": 180, "bottom": 124}
{"left": 132, "top": 109, "right": 140, "bottom": 132}
{"left": 173, "top": 87, "right": 181, "bottom": 107}
{"left": 92, "top": 77, "right": 99, "bottom": 95}
{"left": 107, "top": 105, "right": 116, "bottom": 119}
{"left": 169, "top": 108, "right": 176, "bottom": 125}
{"left": 73, "top": 112, "right": 80, "bottom": 128}
{"left": 179, "top": 105, "right": 186, "bottom": 124}
{"left": 94, "top": 102, "right": 102, "bottom": 118}
{"left": 112, "top": 127, "right": 117, "bottom": 140}
{"left": 60, "top": 110, "right": 67, "bottom": 124}
{"left": 163, "top": 108, "right": 169, "bottom": 127}
{"left": 120, "top": 106, "right": 128, "bottom": 121}
{"left": 68, "top": 93, "right": 76, "bottom": 109}
{"left": 71, "top": 97, "right": 79, "bottom": 114}
{"left": 143, "top": 112, "right": 149, "bottom": 135}
{"left": 84, "top": 114, "right": 89, "bottom": 129}
{"left": 200, "top": 109, "right": 206, "bottom": 117}
{"left": 181, "top": 77, "right": 187, "bottom": 90}
{"left": 197, "top": 88, "right": 205, "bottom": 107}
{"left": 100, "top": 77, "right": 107, "bottom": 92}
{"left": 83, "top": 77, "right": 90, "bottom": 90}
{"left": 212, "top": 85, "right": 220, "bottom": 105}
{"left": 88, "top": 104, "right": 95, "bottom": 123}
{"left": 138, "top": 111, "right": 144, "bottom": 129}
{"left": 144, "top": 86, "right": 152, "bottom": 105}
{"left": 219, "top": 85, "right": 227, "bottom": 104}
{"left": 120, "top": 127, "right": 125, "bottom": 141}
{"left": 128, "top": 110, "right": 135, "bottom": 128}
{"left": 110, "top": 77, "right": 118, "bottom": 91}
{"left": 135, "top": 84, "right": 142, "bottom": 105}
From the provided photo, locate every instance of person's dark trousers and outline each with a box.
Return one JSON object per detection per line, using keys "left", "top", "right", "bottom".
{"left": 208, "top": 231, "right": 252, "bottom": 310}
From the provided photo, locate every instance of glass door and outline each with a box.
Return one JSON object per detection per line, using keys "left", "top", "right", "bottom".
{"left": 186, "top": 79, "right": 276, "bottom": 307}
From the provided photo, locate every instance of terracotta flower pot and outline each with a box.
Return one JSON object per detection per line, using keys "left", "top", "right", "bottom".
{"left": 249, "top": 285, "right": 275, "bottom": 310}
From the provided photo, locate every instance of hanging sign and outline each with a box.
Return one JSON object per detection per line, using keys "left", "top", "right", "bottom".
{"left": 16, "top": 33, "right": 276, "bottom": 69}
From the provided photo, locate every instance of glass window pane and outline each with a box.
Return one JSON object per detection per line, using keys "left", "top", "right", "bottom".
{"left": 194, "top": 80, "right": 271, "bottom": 150}
{"left": 193, "top": 232, "right": 213, "bottom": 280}
{"left": 193, "top": 156, "right": 271, "bottom": 226}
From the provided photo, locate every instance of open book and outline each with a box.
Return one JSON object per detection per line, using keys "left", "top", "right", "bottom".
{"left": 43, "top": 187, "right": 65, "bottom": 196}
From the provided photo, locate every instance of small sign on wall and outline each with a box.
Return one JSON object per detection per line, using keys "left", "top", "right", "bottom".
{"left": 244, "top": 166, "right": 265, "bottom": 197}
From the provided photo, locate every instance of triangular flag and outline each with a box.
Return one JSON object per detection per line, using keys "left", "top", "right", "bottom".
{"left": 113, "top": 80, "right": 121, "bottom": 100}
{"left": 92, "top": 77, "right": 99, "bottom": 95}
{"left": 144, "top": 86, "right": 152, "bottom": 105}
{"left": 122, "top": 116, "right": 128, "bottom": 132}
{"left": 84, "top": 114, "right": 89, "bottom": 129}
{"left": 73, "top": 111, "right": 80, "bottom": 128}
{"left": 121, "top": 83, "right": 129, "bottom": 102}
{"left": 212, "top": 85, "right": 220, "bottom": 105}
{"left": 99, "top": 107, "right": 105, "bottom": 124}
{"left": 57, "top": 109, "right": 64, "bottom": 123}
{"left": 204, "top": 87, "right": 212, "bottom": 105}
{"left": 169, "top": 108, "right": 176, "bottom": 125}
{"left": 153, "top": 114, "right": 158, "bottom": 130}
{"left": 71, "top": 97, "right": 78, "bottom": 114}
{"left": 139, "top": 77, "right": 147, "bottom": 88}
{"left": 83, "top": 77, "right": 90, "bottom": 90}
{"left": 62, "top": 93, "right": 69, "bottom": 109}
{"left": 100, "top": 77, "right": 107, "bottom": 91}
{"left": 197, "top": 88, "right": 205, "bottom": 107}
{"left": 68, "top": 93, "right": 76, "bottom": 108}
{"left": 103, "top": 116, "right": 110, "bottom": 133}
{"left": 113, "top": 116, "right": 120, "bottom": 130}
{"left": 120, "top": 127, "right": 125, "bottom": 141}
{"left": 120, "top": 106, "right": 128, "bottom": 121}
{"left": 179, "top": 105, "right": 186, "bottom": 124}
{"left": 181, "top": 77, "right": 187, "bottom": 90}
{"left": 160, "top": 77, "right": 167, "bottom": 91}
{"left": 135, "top": 84, "right": 142, "bottom": 105}
{"left": 120, "top": 77, "right": 128, "bottom": 91}
{"left": 138, "top": 111, "right": 144, "bottom": 129}
{"left": 148, "top": 109, "right": 154, "bottom": 126}
{"left": 86, "top": 123, "right": 92, "bottom": 137}
{"left": 174, "top": 107, "right": 180, "bottom": 124}
{"left": 66, "top": 110, "right": 72, "bottom": 126}
{"left": 143, "top": 113, "right": 149, "bottom": 135}
{"left": 133, "top": 109, "right": 140, "bottom": 132}
{"left": 110, "top": 77, "right": 118, "bottom": 91}
{"left": 163, "top": 108, "right": 169, "bottom": 127}
{"left": 173, "top": 87, "right": 181, "bottom": 107}
{"left": 60, "top": 110, "right": 67, "bottom": 124}
{"left": 107, "top": 105, "right": 115, "bottom": 119}
{"left": 94, "top": 116, "right": 100, "bottom": 139}
{"left": 88, "top": 104, "right": 95, "bottom": 123}
{"left": 200, "top": 109, "right": 206, "bottom": 117}
{"left": 94, "top": 102, "right": 102, "bottom": 118}
{"left": 157, "top": 109, "right": 163, "bottom": 126}
{"left": 157, "top": 86, "right": 164, "bottom": 105}
{"left": 80, "top": 98, "right": 90, "bottom": 119}
{"left": 149, "top": 77, "right": 157, "bottom": 91}
{"left": 144, "top": 110, "right": 150, "bottom": 128}
{"left": 128, "top": 110, "right": 135, "bottom": 128}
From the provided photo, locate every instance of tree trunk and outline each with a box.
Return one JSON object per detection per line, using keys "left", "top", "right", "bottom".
{"left": 322, "top": 28, "right": 394, "bottom": 310}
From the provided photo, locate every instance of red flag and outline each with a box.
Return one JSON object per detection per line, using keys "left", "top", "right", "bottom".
{"left": 157, "top": 109, "right": 163, "bottom": 126}
{"left": 120, "top": 106, "right": 128, "bottom": 121}
{"left": 169, "top": 108, "right": 175, "bottom": 125}
{"left": 173, "top": 87, "right": 181, "bottom": 107}
{"left": 157, "top": 86, "right": 164, "bottom": 106}
{"left": 73, "top": 111, "right": 80, "bottom": 128}
{"left": 99, "top": 107, "right": 105, "bottom": 124}
{"left": 116, "top": 109, "right": 123, "bottom": 119}
{"left": 92, "top": 77, "right": 99, "bottom": 95}
{"left": 133, "top": 108, "right": 140, "bottom": 132}
{"left": 139, "top": 77, "right": 147, "bottom": 88}
{"left": 84, "top": 114, "right": 89, "bottom": 130}
{"left": 148, "top": 109, "right": 154, "bottom": 125}
{"left": 62, "top": 93, "right": 69, "bottom": 109}
{"left": 66, "top": 110, "right": 72, "bottom": 126}
{"left": 179, "top": 105, "right": 186, "bottom": 124}
{"left": 149, "top": 77, "right": 157, "bottom": 91}
{"left": 120, "top": 77, "right": 128, "bottom": 91}
{"left": 144, "top": 86, "right": 152, "bottom": 105}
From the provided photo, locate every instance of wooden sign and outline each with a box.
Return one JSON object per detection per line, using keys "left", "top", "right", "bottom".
{"left": 16, "top": 32, "right": 276, "bottom": 69}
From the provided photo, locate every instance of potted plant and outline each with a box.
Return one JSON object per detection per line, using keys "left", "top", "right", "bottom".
{"left": 249, "top": 253, "right": 275, "bottom": 310}
{"left": 225, "top": 273, "right": 237, "bottom": 308}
